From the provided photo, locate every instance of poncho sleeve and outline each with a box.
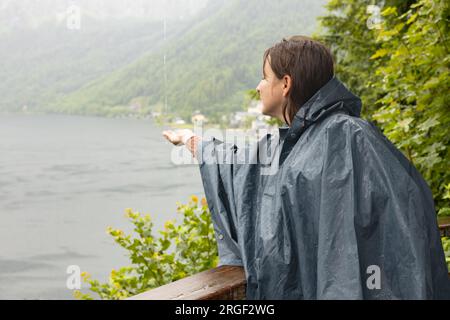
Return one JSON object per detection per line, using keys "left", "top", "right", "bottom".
{"left": 195, "top": 137, "right": 243, "bottom": 266}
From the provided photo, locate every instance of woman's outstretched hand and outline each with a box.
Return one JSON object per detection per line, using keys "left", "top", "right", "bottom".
{"left": 162, "top": 129, "right": 195, "bottom": 146}
{"left": 162, "top": 129, "right": 200, "bottom": 158}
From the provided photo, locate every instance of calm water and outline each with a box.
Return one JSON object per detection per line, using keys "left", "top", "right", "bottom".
{"left": 0, "top": 114, "right": 205, "bottom": 299}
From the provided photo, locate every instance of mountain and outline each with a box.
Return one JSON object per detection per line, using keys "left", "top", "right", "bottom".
{"left": 0, "top": 0, "right": 208, "bottom": 112}
{"left": 1, "top": 0, "right": 327, "bottom": 121}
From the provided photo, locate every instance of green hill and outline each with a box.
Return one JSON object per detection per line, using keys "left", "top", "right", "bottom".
{"left": 1, "top": 0, "right": 327, "bottom": 122}
{"left": 47, "top": 0, "right": 326, "bottom": 122}
{"left": 0, "top": 0, "right": 208, "bottom": 113}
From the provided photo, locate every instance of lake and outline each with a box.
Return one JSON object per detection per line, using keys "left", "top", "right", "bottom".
{"left": 0, "top": 114, "right": 205, "bottom": 299}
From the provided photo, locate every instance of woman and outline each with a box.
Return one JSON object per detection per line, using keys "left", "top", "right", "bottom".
{"left": 162, "top": 36, "right": 450, "bottom": 299}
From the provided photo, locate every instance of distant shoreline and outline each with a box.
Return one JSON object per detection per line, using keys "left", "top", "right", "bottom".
{"left": 0, "top": 111, "right": 271, "bottom": 132}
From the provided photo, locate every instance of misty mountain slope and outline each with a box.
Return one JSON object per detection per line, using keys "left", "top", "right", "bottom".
{"left": 0, "top": 0, "right": 208, "bottom": 112}
{"left": 50, "top": 0, "right": 327, "bottom": 120}
{"left": 0, "top": 20, "right": 163, "bottom": 110}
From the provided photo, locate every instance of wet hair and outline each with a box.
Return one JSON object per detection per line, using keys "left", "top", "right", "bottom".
{"left": 263, "top": 35, "right": 334, "bottom": 125}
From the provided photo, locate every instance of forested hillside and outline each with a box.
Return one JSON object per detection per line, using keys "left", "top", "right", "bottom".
{"left": 42, "top": 0, "right": 326, "bottom": 122}
{"left": 0, "top": 0, "right": 208, "bottom": 113}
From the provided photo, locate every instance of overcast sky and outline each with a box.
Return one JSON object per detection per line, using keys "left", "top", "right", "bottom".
{"left": 0, "top": 0, "right": 209, "bottom": 29}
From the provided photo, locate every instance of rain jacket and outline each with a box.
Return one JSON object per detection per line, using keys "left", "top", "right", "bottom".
{"left": 195, "top": 76, "right": 450, "bottom": 299}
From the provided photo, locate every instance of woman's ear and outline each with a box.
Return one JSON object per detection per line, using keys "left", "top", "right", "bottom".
{"left": 282, "top": 75, "right": 292, "bottom": 97}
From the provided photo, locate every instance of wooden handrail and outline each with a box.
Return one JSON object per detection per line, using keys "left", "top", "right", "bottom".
{"left": 438, "top": 216, "right": 450, "bottom": 237}
{"left": 127, "top": 265, "right": 246, "bottom": 300}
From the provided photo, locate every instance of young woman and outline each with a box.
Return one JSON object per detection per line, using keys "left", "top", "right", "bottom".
{"left": 162, "top": 36, "right": 450, "bottom": 299}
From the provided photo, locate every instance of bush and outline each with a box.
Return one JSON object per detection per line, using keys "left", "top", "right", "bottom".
{"left": 317, "top": 0, "right": 450, "bottom": 214}
{"left": 73, "top": 196, "right": 218, "bottom": 300}
{"left": 442, "top": 237, "right": 450, "bottom": 271}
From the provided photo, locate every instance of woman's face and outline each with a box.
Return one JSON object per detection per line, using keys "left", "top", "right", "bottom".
{"left": 256, "top": 56, "right": 290, "bottom": 122}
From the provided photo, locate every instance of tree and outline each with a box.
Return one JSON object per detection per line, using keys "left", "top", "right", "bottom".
{"left": 317, "top": 0, "right": 450, "bottom": 213}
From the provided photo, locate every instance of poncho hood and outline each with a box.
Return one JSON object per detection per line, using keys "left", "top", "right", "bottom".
{"left": 279, "top": 76, "right": 362, "bottom": 165}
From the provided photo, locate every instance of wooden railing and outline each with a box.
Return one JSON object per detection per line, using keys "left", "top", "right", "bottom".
{"left": 128, "top": 217, "right": 450, "bottom": 300}
{"left": 127, "top": 265, "right": 246, "bottom": 300}
{"left": 439, "top": 216, "right": 450, "bottom": 237}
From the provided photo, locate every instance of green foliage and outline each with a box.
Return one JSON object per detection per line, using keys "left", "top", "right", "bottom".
{"left": 370, "top": 0, "right": 450, "bottom": 213}
{"left": 265, "top": 117, "right": 284, "bottom": 127}
{"left": 73, "top": 196, "right": 218, "bottom": 300}
{"left": 318, "top": 0, "right": 450, "bottom": 214}
{"left": 442, "top": 237, "right": 450, "bottom": 271}
{"left": 438, "top": 183, "right": 450, "bottom": 217}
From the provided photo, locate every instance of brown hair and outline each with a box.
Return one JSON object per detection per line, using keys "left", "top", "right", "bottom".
{"left": 263, "top": 35, "right": 334, "bottom": 125}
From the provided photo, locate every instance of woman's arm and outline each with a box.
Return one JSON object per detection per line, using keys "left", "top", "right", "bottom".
{"left": 162, "top": 128, "right": 243, "bottom": 267}
{"left": 185, "top": 135, "right": 202, "bottom": 159}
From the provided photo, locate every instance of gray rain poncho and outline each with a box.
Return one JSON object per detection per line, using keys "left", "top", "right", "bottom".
{"left": 195, "top": 76, "right": 450, "bottom": 299}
